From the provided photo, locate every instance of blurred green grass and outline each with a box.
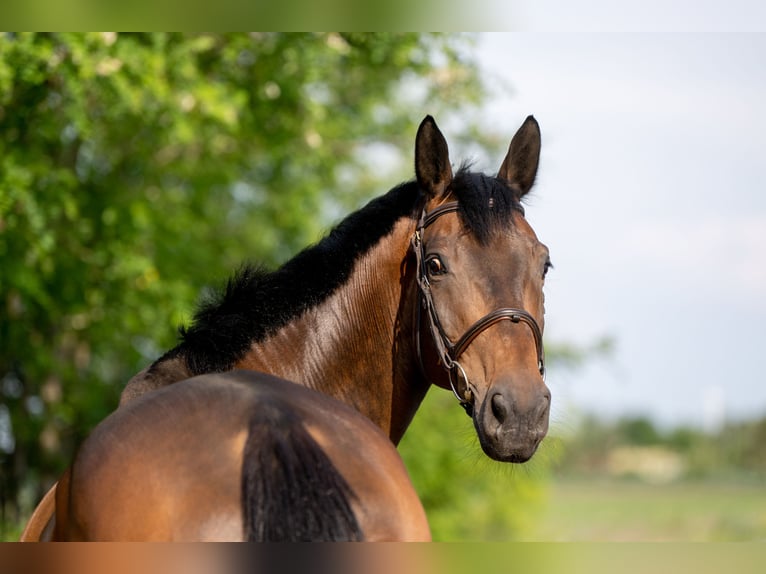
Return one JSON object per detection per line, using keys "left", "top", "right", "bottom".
{"left": 526, "top": 478, "right": 766, "bottom": 541}
{"left": 5, "top": 478, "right": 763, "bottom": 542}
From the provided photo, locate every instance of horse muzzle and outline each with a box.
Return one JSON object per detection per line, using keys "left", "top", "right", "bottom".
{"left": 474, "top": 379, "right": 551, "bottom": 463}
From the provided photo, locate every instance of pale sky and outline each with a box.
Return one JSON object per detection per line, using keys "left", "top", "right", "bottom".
{"left": 512, "top": 1, "right": 766, "bottom": 32}
{"left": 474, "top": 33, "right": 766, "bottom": 429}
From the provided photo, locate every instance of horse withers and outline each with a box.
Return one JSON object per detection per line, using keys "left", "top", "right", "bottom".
{"left": 52, "top": 370, "right": 430, "bottom": 541}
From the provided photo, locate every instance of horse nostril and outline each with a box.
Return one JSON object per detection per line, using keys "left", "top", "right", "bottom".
{"left": 491, "top": 393, "right": 509, "bottom": 425}
{"left": 536, "top": 391, "right": 551, "bottom": 428}
{"left": 537, "top": 406, "right": 549, "bottom": 429}
{"left": 540, "top": 387, "right": 551, "bottom": 421}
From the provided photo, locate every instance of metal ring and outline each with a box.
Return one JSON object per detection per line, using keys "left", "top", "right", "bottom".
{"left": 448, "top": 360, "right": 471, "bottom": 403}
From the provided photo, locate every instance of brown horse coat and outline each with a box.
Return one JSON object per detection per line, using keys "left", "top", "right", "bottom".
{"left": 53, "top": 371, "right": 430, "bottom": 541}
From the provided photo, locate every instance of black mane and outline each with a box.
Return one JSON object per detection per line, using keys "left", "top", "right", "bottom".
{"left": 160, "top": 169, "right": 522, "bottom": 376}
{"left": 170, "top": 181, "right": 421, "bottom": 375}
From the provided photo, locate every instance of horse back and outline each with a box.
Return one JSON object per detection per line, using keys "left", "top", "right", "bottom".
{"left": 55, "top": 371, "right": 429, "bottom": 541}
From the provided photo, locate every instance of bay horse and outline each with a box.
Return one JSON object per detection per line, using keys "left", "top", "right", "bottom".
{"left": 22, "top": 114, "right": 552, "bottom": 540}
{"left": 52, "top": 370, "right": 430, "bottom": 541}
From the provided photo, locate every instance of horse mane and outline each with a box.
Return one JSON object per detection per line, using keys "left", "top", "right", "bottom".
{"left": 241, "top": 401, "right": 363, "bottom": 542}
{"left": 158, "top": 166, "right": 523, "bottom": 376}
{"left": 167, "top": 181, "right": 420, "bottom": 375}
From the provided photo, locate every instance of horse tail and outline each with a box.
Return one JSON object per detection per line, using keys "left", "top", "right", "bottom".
{"left": 241, "top": 403, "right": 363, "bottom": 542}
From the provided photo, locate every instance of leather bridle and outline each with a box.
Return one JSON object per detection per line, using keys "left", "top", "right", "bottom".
{"left": 412, "top": 200, "right": 546, "bottom": 416}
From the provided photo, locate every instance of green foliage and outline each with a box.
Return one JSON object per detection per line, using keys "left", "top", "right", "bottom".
{"left": 554, "top": 413, "right": 766, "bottom": 482}
{"left": 0, "top": 32, "right": 490, "bottom": 534}
{"left": 615, "top": 417, "right": 662, "bottom": 446}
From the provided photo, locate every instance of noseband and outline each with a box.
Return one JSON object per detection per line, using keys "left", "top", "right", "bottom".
{"left": 412, "top": 201, "right": 546, "bottom": 416}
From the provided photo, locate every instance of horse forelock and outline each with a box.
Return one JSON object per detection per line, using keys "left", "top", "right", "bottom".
{"left": 448, "top": 164, "right": 525, "bottom": 245}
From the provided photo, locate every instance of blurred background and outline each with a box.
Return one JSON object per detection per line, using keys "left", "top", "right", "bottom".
{"left": 1, "top": 32, "right": 764, "bottom": 541}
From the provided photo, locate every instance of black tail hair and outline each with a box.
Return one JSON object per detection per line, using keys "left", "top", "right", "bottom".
{"left": 241, "top": 404, "right": 363, "bottom": 542}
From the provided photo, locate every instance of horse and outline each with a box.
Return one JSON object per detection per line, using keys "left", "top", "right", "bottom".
{"left": 50, "top": 370, "right": 430, "bottom": 541}
{"left": 22, "top": 114, "right": 552, "bottom": 540}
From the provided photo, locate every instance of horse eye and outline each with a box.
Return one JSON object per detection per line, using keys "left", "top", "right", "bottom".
{"left": 426, "top": 256, "right": 446, "bottom": 277}
{"left": 543, "top": 259, "right": 553, "bottom": 279}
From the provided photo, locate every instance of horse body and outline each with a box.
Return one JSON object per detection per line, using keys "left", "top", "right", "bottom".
{"left": 23, "top": 115, "right": 552, "bottom": 541}
{"left": 54, "top": 371, "right": 430, "bottom": 541}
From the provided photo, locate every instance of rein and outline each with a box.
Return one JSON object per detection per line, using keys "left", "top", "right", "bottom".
{"left": 412, "top": 201, "right": 546, "bottom": 417}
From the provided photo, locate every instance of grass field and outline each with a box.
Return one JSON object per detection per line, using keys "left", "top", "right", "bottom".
{"left": 525, "top": 478, "right": 766, "bottom": 541}
{"left": 4, "top": 479, "right": 764, "bottom": 542}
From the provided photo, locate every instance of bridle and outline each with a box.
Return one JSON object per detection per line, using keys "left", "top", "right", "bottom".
{"left": 412, "top": 200, "right": 546, "bottom": 417}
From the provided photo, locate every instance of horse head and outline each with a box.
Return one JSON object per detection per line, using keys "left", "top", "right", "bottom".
{"left": 413, "top": 115, "right": 551, "bottom": 462}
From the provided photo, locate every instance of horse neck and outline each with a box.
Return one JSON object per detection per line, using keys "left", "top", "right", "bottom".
{"left": 235, "top": 217, "right": 429, "bottom": 443}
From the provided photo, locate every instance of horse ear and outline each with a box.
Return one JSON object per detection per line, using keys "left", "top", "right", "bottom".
{"left": 498, "top": 115, "right": 541, "bottom": 197}
{"left": 415, "top": 115, "right": 453, "bottom": 199}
